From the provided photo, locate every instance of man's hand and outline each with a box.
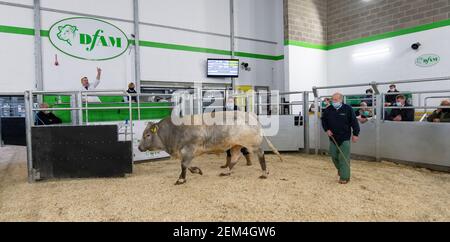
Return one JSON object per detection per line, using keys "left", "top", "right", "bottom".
{"left": 352, "top": 136, "right": 359, "bottom": 143}
{"left": 96, "top": 67, "right": 102, "bottom": 80}
{"left": 393, "top": 115, "right": 402, "bottom": 121}
{"left": 326, "top": 130, "right": 333, "bottom": 137}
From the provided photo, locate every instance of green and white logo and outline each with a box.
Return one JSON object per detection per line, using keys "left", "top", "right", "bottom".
{"left": 49, "top": 17, "right": 129, "bottom": 61}
{"left": 415, "top": 54, "right": 440, "bottom": 67}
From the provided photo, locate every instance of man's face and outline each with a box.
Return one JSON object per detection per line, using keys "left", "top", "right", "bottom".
{"left": 360, "top": 103, "right": 368, "bottom": 110}
{"left": 397, "top": 98, "right": 406, "bottom": 106}
{"left": 332, "top": 95, "right": 342, "bottom": 104}
{"left": 81, "top": 78, "right": 89, "bottom": 87}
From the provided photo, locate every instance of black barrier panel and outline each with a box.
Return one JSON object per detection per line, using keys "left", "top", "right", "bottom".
{"left": 1, "top": 117, "right": 26, "bottom": 146}
{"left": 32, "top": 125, "right": 132, "bottom": 179}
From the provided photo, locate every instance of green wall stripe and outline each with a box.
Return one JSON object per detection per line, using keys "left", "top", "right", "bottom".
{"left": 284, "top": 39, "right": 328, "bottom": 50}
{"left": 0, "top": 25, "right": 35, "bottom": 36}
{"left": 0, "top": 25, "right": 51, "bottom": 37}
{"left": 286, "top": 18, "right": 450, "bottom": 51}
{"left": 0, "top": 25, "right": 283, "bottom": 60}
{"left": 235, "top": 52, "right": 284, "bottom": 60}
{"left": 138, "top": 40, "right": 232, "bottom": 56}
{"left": 327, "top": 18, "right": 450, "bottom": 50}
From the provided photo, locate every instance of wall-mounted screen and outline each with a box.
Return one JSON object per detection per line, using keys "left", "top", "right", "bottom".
{"left": 207, "top": 59, "right": 239, "bottom": 78}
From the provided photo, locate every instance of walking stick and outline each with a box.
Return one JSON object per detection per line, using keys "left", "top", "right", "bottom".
{"left": 330, "top": 135, "right": 351, "bottom": 168}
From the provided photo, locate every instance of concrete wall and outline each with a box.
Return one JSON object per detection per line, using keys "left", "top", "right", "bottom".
{"left": 284, "top": 0, "right": 327, "bottom": 45}
{"left": 283, "top": 0, "right": 450, "bottom": 94}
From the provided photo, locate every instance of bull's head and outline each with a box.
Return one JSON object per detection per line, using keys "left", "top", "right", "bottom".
{"left": 138, "top": 122, "right": 164, "bottom": 152}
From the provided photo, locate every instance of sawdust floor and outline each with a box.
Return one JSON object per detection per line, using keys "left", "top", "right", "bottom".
{"left": 0, "top": 146, "right": 449, "bottom": 222}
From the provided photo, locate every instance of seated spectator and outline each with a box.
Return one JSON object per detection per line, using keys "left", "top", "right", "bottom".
{"left": 355, "top": 102, "right": 373, "bottom": 124}
{"left": 125, "top": 82, "right": 138, "bottom": 103}
{"left": 427, "top": 100, "right": 450, "bottom": 123}
{"left": 35, "top": 103, "right": 62, "bottom": 125}
{"left": 388, "top": 95, "right": 415, "bottom": 122}
{"left": 365, "top": 89, "right": 374, "bottom": 106}
{"left": 385, "top": 84, "right": 399, "bottom": 106}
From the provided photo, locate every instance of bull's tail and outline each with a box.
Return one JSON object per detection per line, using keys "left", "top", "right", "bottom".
{"left": 263, "top": 136, "right": 283, "bottom": 162}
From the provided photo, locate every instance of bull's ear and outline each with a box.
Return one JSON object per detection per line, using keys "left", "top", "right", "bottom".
{"left": 58, "top": 26, "right": 63, "bottom": 31}
{"left": 146, "top": 122, "right": 155, "bottom": 128}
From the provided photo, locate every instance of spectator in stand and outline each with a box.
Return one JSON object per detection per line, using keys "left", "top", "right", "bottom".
{"left": 35, "top": 103, "right": 62, "bottom": 125}
{"left": 355, "top": 102, "right": 373, "bottom": 124}
{"left": 388, "top": 95, "right": 415, "bottom": 122}
{"left": 427, "top": 100, "right": 450, "bottom": 123}
{"left": 385, "top": 84, "right": 399, "bottom": 106}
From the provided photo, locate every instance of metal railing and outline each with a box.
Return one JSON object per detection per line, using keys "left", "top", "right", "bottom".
{"left": 312, "top": 76, "right": 450, "bottom": 161}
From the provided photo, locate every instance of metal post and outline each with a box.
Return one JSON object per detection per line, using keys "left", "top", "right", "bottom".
{"left": 314, "top": 97, "right": 320, "bottom": 155}
{"left": 133, "top": 0, "right": 142, "bottom": 94}
{"left": 76, "top": 92, "right": 83, "bottom": 124}
{"left": 303, "top": 92, "right": 310, "bottom": 154}
{"left": 229, "top": 0, "right": 236, "bottom": 90}
{"left": 128, "top": 92, "right": 134, "bottom": 161}
{"left": 375, "top": 94, "right": 383, "bottom": 162}
{"left": 0, "top": 115, "right": 3, "bottom": 147}
{"left": 69, "top": 94, "right": 75, "bottom": 125}
{"left": 84, "top": 93, "right": 89, "bottom": 124}
{"left": 24, "top": 91, "right": 34, "bottom": 182}
{"left": 33, "top": 0, "right": 43, "bottom": 92}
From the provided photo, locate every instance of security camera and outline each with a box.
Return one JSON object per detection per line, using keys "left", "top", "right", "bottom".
{"left": 411, "top": 42, "right": 421, "bottom": 50}
{"left": 241, "top": 62, "right": 251, "bottom": 71}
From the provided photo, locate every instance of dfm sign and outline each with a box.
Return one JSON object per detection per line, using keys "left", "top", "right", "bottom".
{"left": 49, "top": 17, "right": 129, "bottom": 61}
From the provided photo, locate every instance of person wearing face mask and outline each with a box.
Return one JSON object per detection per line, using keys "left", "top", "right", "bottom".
{"left": 35, "top": 103, "right": 62, "bottom": 125}
{"left": 385, "top": 84, "right": 399, "bottom": 106}
{"left": 355, "top": 102, "right": 373, "bottom": 124}
{"left": 388, "top": 95, "right": 415, "bottom": 122}
{"left": 321, "top": 93, "right": 360, "bottom": 184}
{"left": 427, "top": 100, "right": 450, "bottom": 123}
{"left": 124, "top": 82, "right": 138, "bottom": 102}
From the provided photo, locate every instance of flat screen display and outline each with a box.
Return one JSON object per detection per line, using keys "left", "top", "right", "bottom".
{"left": 207, "top": 59, "right": 239, "bottom": 77}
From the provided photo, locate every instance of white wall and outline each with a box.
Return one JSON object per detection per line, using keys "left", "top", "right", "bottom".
{"left": 327, "top": 26, "right": 450, "bottom": 96}
{"left": 0, "top": 0, "right": 285, "bottom": 92}
{"left": 284, "top": 46, "right": 327, "bottom": 92}
{"left": 0, "top": 4, "right": 35, "bottom": 92}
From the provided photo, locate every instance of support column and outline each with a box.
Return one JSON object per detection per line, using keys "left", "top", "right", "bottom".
{"left": 229, "top": 0, "right": 236, "bottom": 90}
{"left": 303, "top": 91, "right": 310, "bottom": 154}
{"left": 34, "top": 0, "right": 43, "bottom": 91}
{"left": 133, "top": 0, "right": 142, "bottom": 93}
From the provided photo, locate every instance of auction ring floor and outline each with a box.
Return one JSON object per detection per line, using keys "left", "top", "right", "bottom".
{"left": 1, "top": 146, "right": 449, "bottom": 222}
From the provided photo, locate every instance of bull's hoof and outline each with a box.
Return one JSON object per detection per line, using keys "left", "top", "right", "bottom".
{"left": 259, "top": 175, "right": 268, "bottom": 179}
{"left": 220, "top": 165, "right": 228, "bottom": 169}
{"left": 174, "top": 179, "right": 186, "bottom": 185}
{"left": 220, "top": 172, "right": 231, "bottom": 177}
{"left": 246, "top": 162, "right": 252, "bottom": 166}
{"left": 189, "top": 167, "right": 203, "bottom": 176}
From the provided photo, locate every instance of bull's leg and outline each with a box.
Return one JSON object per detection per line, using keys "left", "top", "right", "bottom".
{"left": 175, "top": 152, "right": 194, "bottom": 185}
{"left": 220, "top": 146, "right": 242, "bottom": 177}
{"left": 221, "top": 150, "right": 232, "bottom": 169}
{"left": 242, "top": 148, "right": 252, "bottom": 166}
{"left": 188, "top": 167, "right": 203, "bottom": 175}
{"left": 255, "top": 148, "right": 269, "bottom": 179}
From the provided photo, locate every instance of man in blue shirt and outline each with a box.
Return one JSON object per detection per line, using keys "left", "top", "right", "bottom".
{"left": 321, "top": 93, "right": 360, "bottom": 184}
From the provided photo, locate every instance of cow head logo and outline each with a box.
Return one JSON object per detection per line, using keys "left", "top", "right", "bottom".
{"left": 56, "top": 24, "right": 78, "bottom": 46}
